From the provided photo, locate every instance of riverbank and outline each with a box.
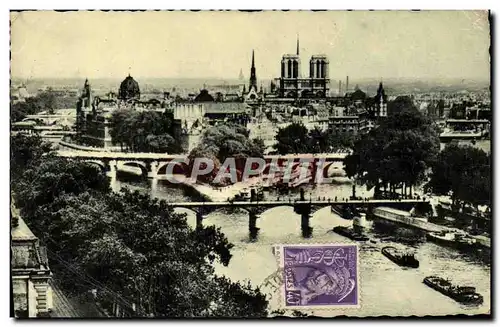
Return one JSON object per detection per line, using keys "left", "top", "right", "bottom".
{"left": 158, "top": 174, "right": 265, "bottom": 202}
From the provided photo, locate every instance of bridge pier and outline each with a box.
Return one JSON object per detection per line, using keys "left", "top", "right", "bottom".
{"left": 106, "top": 160, "right": 119, "bottom": 192}
{"left": 300, "top": 211, "right": 312, "bottom": 238}
{"left": 196, "top": 211, "right": 204, "bottom": 230}
{"left": 248, "top": 211, "right": 260, "bottom": 241}
{"left": 150, "top": 178, "right": 158, "bottom": 193}
{"left": 295, "top": 189, "right": 313, "bottom": 238}
{"left": 147, "top": 161, "right": 159, "bottom": 179}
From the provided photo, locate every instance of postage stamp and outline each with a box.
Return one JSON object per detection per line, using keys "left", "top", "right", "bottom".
{"left": 274, "top": 243, "right": 360, "bottom": 310}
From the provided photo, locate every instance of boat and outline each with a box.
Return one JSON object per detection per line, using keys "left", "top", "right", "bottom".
{"left": 331, "top": 205, "right": 358, "bottom": 220}
{"left": 233, "top": 187, "right": 265, "bottom": 201}
{"left": 423, "top": 276, "right": 483, "bottom": 305}
{"left": 233, "top": 190, "right": 250, "bottom": 201}
{"left": 353, "top": 213, "right": 370, "bottom": 229}
{"left": 427, "top": 230, "right": 477, "bottom": 250}
{"left": 332, "top": 226, "right": 369, "bottom": 241}
{"left": 381, "top": 246, "right": 419, "bottom": 268}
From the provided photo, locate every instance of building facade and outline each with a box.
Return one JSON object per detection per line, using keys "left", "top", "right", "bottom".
{"left": 11, "top": 200, "right": 53, "bottom": 318}
{"left": 275, "top": 40, "right": 330, "bottom": 99}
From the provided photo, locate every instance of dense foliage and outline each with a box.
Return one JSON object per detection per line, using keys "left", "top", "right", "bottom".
{"left": 10, "top": 90, "right": 77, "bottom": 122}
{"left": 274, "top": 123, "right": 358, "bottom": 155}
{"left": 11, "top": 134, "right": 269, "bottom": 317}
{"left": 426, "top": 143, "right": 491, "bottom": 209}
{"left": 188, "top": 123, "right": 265, "bottom": 185}
{"left": 108, "top": 109, "right": 182, "bottom": 153}
{"left": 344, "top": 106, "right": 440, "bottom": 196}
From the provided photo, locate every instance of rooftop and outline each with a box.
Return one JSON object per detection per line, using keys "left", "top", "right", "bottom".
{"left": 11, "top": 201, "right": 37, "bottom": 241}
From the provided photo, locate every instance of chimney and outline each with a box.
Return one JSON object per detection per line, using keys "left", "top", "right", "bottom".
{"left": 338, "top": 80, "right": 342, "bottom": 95}
{"left": 346, "top": 76, "right": 349, "bottom": 94}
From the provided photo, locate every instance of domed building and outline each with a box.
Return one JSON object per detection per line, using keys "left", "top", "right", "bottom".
{"left": 118, "top": 74, "right": 141, "bottom": 100}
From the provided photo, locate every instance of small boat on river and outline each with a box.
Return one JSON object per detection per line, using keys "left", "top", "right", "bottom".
{"left": 332, "top": 226, "right": 369, "bottom": 242}
{"left": 423, "top": 276, "right": 483, "bottom": 305}
{"left": 427, "top": 230, "right": 477, "bottom": 250}
{"left": 381, "top": 246, "right": 419, "bottom": 268}
{"left": 233, "top": 186, "right": 265, "bottom": 201}
{"left": 331, "top": 205, "right": 358, "bottom": 220}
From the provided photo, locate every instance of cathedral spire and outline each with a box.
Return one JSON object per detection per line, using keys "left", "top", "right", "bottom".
{"left": 249, "top": 50, "right": 257, "bottom": 92}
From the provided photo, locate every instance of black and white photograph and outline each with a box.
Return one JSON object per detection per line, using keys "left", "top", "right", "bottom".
{"left": 9, "top": 9, "right": 492, "bottom": 318}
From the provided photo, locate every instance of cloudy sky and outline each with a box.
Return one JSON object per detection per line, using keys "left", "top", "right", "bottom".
{"left": 10, "top": 10, "right": 490, "bottom": 81}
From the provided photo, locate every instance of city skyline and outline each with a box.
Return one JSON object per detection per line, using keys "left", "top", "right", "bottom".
{"left": 11, "top": 11, "right": 490, "bottom": 81}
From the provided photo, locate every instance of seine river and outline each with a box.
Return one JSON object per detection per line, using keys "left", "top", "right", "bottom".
{"left": 112, "top": 172, "right": 491, "bottom": 317}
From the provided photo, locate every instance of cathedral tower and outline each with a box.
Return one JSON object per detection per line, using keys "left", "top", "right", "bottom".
{"left": 249, "top": 50, "right": 258, "bottom": 92}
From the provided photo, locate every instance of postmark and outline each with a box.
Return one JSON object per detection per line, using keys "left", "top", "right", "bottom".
{"left": 274, "top": 243, "right": 360, "bottom": 310}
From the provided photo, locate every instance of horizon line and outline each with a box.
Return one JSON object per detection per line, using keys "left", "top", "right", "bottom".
{"left": 11, "top": 76, "right": 491, "bottom": 82}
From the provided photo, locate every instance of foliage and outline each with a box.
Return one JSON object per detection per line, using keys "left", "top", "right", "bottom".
{"left": 387, "top": 96, "right": 418, "bottom": 116}
{"left": 11, "top": 134, "right": 269, "bottom": 317}
{"left": 108, "top": 109, "right": 182, "bottom": 153}
{"left": 188, "top": 123, "right": 264, "bottom": 184}
{"left": 426, "top": 143, "right": 491, "bottom": 208}
{"left": 345, "top": 105, "right": 440, "bottom": 194}
{"left": 10, "top": 90, "right": 75, "bottom": 122}
{"left": 274, "top": 123, "right": 310, "bottom": 155}
{"left": 10, "top": 133, "right": 54, "bottom": 181}
{"left": 274, "top": 123, "right": 359, "bottom": 155}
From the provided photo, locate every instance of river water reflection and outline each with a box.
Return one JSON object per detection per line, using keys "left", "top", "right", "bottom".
{"left": 113, "top": 175, "right": 490, "bottom": 317}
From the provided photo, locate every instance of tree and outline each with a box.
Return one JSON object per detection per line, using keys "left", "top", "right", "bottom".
{"left": 274, "top": 123, "right": 310, "bottom": 155}
{"left": 387, "top": 96, "right": 418, "bottom": 116}
{"left": 10, "top": 90, "right": 59, "bottom": 122}
{"left": 108, "top": 109, "right": 182, "bottom": 153}
{"left": 188, "top": 123, "right": 264, "bottom": 185}
{"left": 345, "top": 106, "right": 440, "bottom": 197}
{"left": 11, "top": 135, "right": 269, "bottom": 317}
{"left": 427, "top": 144, "right": 491, "bottom": 209}
{"left": 10, "top": 133, "right": 54, "bottom": 181}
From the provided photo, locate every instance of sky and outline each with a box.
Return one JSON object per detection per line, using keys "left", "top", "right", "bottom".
{"left": 10, "top": 10, "right": 491, "bottom": 81}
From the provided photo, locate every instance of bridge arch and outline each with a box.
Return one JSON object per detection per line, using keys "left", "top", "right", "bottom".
{"left": 157, "top": 161, "right": 188, "bottom": 176}
{"left": 21, "top": 118, "right": 40, "bottom": 124}
{"left": 117, "top": 161, "right": 149, "bottom": 177}
{"left": 83, "top": 160, "right": 107, "bottom": 172}
{"left": 323, "top": 161, "right": 346, "bottom": 177}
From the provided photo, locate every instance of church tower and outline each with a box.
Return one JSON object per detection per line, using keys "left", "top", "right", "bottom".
{"left": 375, "top": 82, "right": 387, "bottom": 117}
{"left": 249, "top": 50, "right": 258, "bottom": 92}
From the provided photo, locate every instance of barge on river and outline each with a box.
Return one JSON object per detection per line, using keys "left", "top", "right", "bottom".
{"left": 381, "top": 246, "right": 419, "bottom": 268}
{"left": 423, "top": 276, "right": 483, "bottom": 305}
{"left": 427, "top": 230, "right": 477, "bottom": 251}
{"left": 332, "top": 226, "right": 369, "bottom": 241}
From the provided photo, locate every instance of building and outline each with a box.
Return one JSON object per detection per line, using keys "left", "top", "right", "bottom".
{"left": 244, "top": 50, "right": 263, "bottom": 103}
{"left": 329, "top": 107, "right": 371, "bottom": 135}
{"left": 275, "top": 39, "right": 330, "bottom": 99}
{"left": 11, "top": 199, "right": 53, "bottom": 318}
{"left": 76, "top": 76, "right": 182, "bottom": 149}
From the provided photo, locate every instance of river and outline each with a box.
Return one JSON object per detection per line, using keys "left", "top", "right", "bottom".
{"left": 112, "top": 174, "right": 491, "bottom": 317}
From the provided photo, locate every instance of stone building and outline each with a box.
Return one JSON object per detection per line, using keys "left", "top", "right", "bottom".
{"left": 11, "top": 199, "right": 53, "bottom": 318}
{"left": 275, "top": 39, "right": 330, "bottom": 99}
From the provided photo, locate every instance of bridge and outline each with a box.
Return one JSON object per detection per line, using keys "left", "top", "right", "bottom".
{"left": 56, "top": 150, "right": 349, "bottom": 181}
{"left": 165, "top": 197, "right": 430, "bottom": 240}
{"left": 22, "top": 113, "right": 76, "bottom": 127}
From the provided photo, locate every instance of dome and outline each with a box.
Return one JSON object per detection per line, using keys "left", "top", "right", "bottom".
{"left": 118, "top": 74, "right": 140, "bottom": 100}
{"left": 194, "top": 89, "right": 215, "bottom": 102}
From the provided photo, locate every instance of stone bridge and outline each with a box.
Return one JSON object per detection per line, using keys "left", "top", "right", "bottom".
{"left": 24, "top": 114, "right": 76, "bottom": 127}
{"left": 167, "top": 195, "right": 430, "bottom": 240}
{"left": 56, "top": 150, "right": 350, "bottom": 181}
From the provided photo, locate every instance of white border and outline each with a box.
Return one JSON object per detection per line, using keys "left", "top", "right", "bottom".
{"left": 2, "top": 2, "right": 498, "bottom": 327}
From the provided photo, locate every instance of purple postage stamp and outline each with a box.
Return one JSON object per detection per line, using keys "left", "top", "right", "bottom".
{"left": 274, "top": 243, "right": 359, "bottom": 309}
